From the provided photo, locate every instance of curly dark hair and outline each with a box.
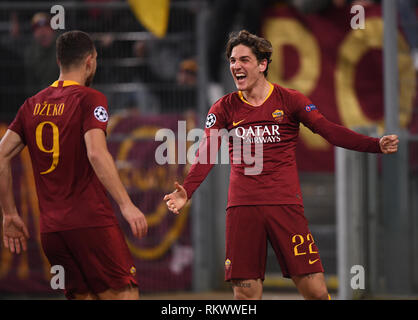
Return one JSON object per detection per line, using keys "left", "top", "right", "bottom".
{"left": 225, "top": 30, "right": 273, "bottom": 77}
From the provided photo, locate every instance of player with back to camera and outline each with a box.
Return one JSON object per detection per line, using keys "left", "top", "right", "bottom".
{"left": 0, "top": 30, "right": 148, "bottom": 300}
{"left": 164, "top": 30, "right": 399, "bottom": 300}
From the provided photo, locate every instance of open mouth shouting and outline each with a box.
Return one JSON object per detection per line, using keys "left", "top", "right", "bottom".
{"left": 234, "top": 73, "right": 247, "bottom": 85}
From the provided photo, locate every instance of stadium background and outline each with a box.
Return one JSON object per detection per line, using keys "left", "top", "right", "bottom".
{"left": 0, "top": 0, "right": 416, "bottom": 300}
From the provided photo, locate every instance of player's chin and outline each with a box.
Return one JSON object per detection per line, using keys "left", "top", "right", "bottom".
{"left": 234, "top": 82, "right": 246, "bottom": 91}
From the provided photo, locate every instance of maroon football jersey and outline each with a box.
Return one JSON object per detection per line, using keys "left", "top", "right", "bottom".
{"left": 9, "top": 80, "right": 118, "bottom": 232}
{"left": 183, "top": 82, "right": 381, "bottom": 208}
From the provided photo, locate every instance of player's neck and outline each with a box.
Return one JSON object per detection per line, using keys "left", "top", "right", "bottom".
{"left": 240, "top": 78, "right": 271, "bottom": 106}
{"left": 58, "top": 71, "right": 86, "bottom": 86}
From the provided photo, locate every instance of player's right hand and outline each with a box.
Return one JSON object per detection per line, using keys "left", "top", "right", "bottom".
{"left": 163, "top": 182, "right": 187, "bottom": 215}
{"left": 2, "top": 213, "right": 29, "bottom": 254}
{"left": 120, "top": 204, "right": 148, "bottom": 239}
{"left": 379, "top": 134, "right": 399, "bottom": 154}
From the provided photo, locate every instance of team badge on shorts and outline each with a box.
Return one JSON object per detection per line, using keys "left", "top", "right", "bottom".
{"left": 272, "top": 109, "right": 284, "bottom": 123}
{"left": 225, "top": 259, "right": 231, "bottom": 269}
{"left": 130, "top": 266, "right": 136, "bottom": 276}
{"left": 94, "top": 106, "right": 108, "bottom": 122}
{"left": 206, "top": 113, "right": 216, "bottom": 128}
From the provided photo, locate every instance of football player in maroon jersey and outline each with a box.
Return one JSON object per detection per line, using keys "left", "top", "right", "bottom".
{"left": 164, "top": 30, "right": 398, "bottom": 300}
{"left": 0, "top": 31, "right": 147, "bottom": 300}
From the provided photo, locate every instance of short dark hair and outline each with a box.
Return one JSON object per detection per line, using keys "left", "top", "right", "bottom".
{"left": 56, "top": 30, "right": 95, "bottom": 69}
{"left": 225, "top": 30, "right": 273, "bottom": 77}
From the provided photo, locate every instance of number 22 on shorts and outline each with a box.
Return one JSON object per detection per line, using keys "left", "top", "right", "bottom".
{"left": 292, "top": 233, "right": 318, "bottom": 257}
{"left": 35, "top": 121, "right": 60, "bottom": 174}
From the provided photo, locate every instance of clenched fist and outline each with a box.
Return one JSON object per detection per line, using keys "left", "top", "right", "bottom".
{"left": 379, "top": 135, "right": 399, "bottom": 154}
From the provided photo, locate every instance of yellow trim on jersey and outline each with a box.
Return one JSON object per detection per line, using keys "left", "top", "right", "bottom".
{"left": 238, "top": 82, "right": 274, "bottom": 106}
{"left": 50, "top": 80, "right": 81, "bottom": 87}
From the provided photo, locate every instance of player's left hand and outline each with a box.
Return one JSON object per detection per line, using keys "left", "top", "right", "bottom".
{"left": 2, "top": 213, "right": 29, "bottom": 254}
{"left": 120, "top": 204, "right": 148, "bottom": 239}
{"left": 379, "top": 134, "right": 399, "bottom": 154}
{"left": 163, "top": 182, "right": 188, "bottom": 215}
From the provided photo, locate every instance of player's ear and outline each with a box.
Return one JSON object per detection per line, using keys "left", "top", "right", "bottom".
{"left": 85, "top": 53, "right": 92, "bottom": 66}
{"left": 85, "top": 49, "right": 97, "bottom": 69}
{"left": 258, "top": 59, "right": 267, "bottom": 74}
{"left": 84, "top": 52, "right": 94, "bottom": 70}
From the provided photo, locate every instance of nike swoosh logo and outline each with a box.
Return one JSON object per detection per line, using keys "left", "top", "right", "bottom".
{"left": 309, "top": 259, "right": 319, "bottom": 265}
{"left": 233, "top": 119, "right": 245, "bottom": 126}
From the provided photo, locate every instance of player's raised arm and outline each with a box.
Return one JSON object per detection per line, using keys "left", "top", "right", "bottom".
{"left": 311, "top": 116, "right": 399, "bottom": 154}
{"left": 0, "top": 129, "right": 30, "bottom": 254}
{"left": 292, "top": 92, "right": 398, "bottom": 154}
{"left": 84, "top": 128, "right": 148, "bottom": 239}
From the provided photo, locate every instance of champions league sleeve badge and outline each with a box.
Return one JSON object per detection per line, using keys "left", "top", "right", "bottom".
{"left": 94, "top": 106, "right": 109, "bottom": 122}
{"left": 205, "top": 113, "right": 216, "bottom": 128}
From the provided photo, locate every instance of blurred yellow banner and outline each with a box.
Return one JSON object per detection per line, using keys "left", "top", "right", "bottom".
{"left": 128, "top": 0, "right": 170, "bottom": 38}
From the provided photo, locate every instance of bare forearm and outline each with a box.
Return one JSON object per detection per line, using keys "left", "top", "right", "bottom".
{"left": 0, "top": 161, "right": 18, "bottom": 215}
{"left": 0, "top": 130, "right": 25, "bottom": 216}
{"left": 88, "top": 150, "right": 132, "bottom": 209}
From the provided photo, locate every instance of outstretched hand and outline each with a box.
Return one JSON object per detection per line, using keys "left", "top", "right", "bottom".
{"left": 2, "top": 213, "right": 29, "bottom": 254}
{"left": 163, "top": 182, "right": 188, "bottom": 215}
{"left": 379, "top": 135, "right": 399, "bottom": 154}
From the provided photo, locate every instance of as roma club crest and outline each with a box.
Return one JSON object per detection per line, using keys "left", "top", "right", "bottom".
{"left": 225, "top": 259, "right": 232, "bottom": 269}
{"left": 272, "top": 109, "right": 284, "bottom": 123}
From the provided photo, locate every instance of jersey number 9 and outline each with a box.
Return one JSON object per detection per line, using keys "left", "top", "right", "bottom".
{"left": 35, "top": 121, "right": 60, "bottom": 174}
